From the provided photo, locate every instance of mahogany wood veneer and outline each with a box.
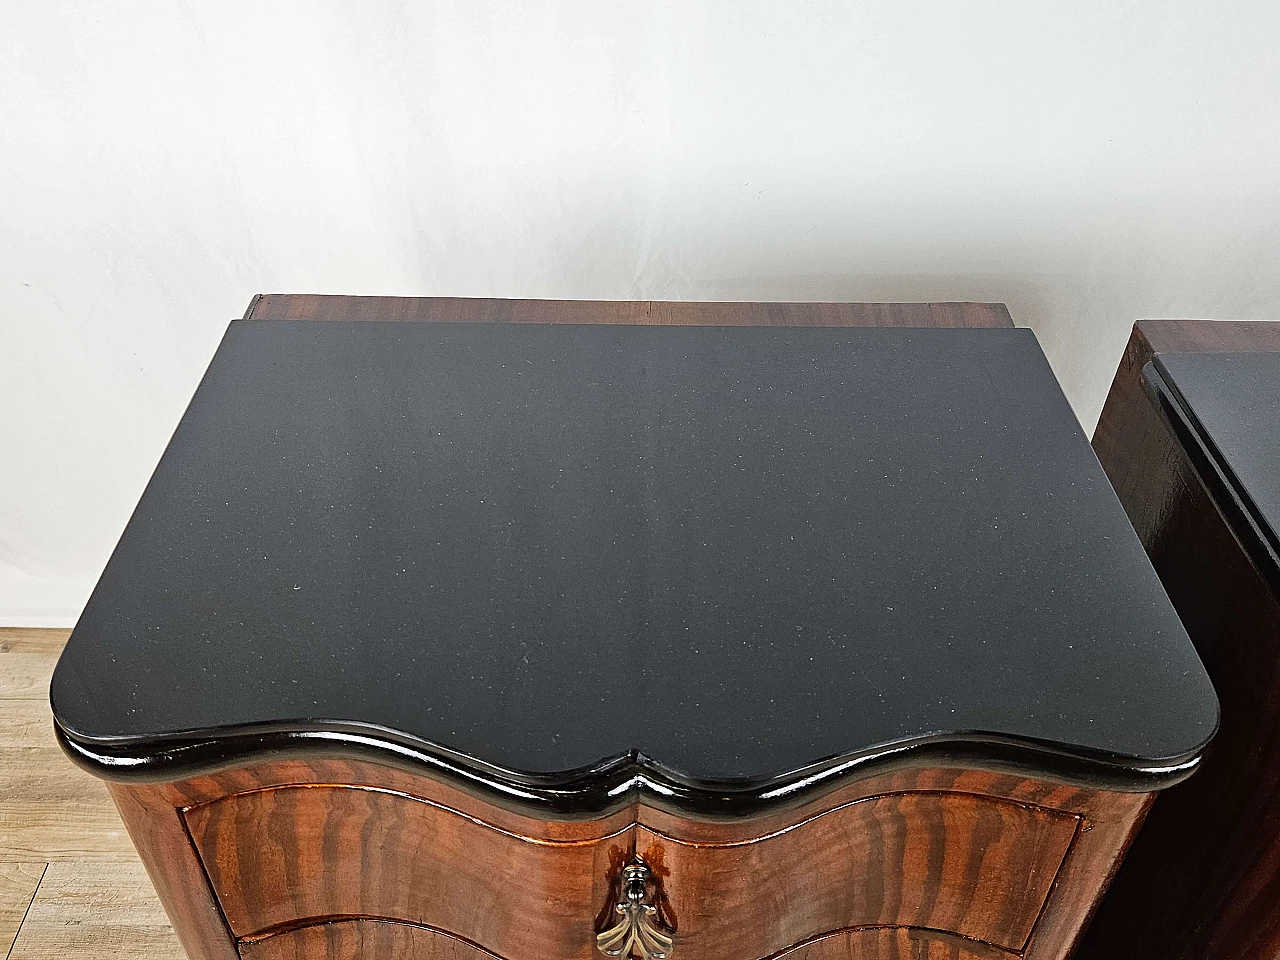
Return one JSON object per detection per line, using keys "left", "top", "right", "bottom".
{"left": 54, "top": 299, "right": 1216, "bottom": 960}
{"left": 104, "top": 758, "right": 1150, "bottom": 960}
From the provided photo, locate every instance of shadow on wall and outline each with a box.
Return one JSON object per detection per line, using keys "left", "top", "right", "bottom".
{"left": 607, "top": 267, "right": 1256, "bottom": 436}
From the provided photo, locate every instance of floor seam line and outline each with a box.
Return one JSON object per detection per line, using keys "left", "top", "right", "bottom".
{"left": 6, "top": 861, "right": 49, "bottom": 960}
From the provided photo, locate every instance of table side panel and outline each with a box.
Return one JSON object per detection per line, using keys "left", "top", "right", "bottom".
{"left": 1082, "top": 319, "right": 1280, "bottom": 960}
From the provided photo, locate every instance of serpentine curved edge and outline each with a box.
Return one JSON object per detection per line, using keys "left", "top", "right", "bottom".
{"left": 53, "top": 714, "right": 1205, "bottom": 820}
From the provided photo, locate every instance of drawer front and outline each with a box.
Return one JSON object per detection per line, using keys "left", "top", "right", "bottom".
{"left": 773, "top": 928, "right": 1008, "bottom": 959}
{"left": 237, "top": 922, "right": 1006, "bottom": 960}
{"left": 185, "top": 785, "right": 622, "bottom": 959}
{"left": 190, "top": 785, "right": 1074, "bottom": 960}
{"left": 638, "top": 791, "right": 1077, "bottom": 958}
{"left": 238, "top": 919, "right": 492, "bottom": 959}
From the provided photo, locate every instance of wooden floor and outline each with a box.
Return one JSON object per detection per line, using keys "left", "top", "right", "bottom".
{"left": 0, "top": 629, "right": 184, "bottom": 959}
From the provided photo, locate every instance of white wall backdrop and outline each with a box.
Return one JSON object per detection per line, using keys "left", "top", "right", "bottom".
{"left": 3, "top": 1, "right": 1279, "bottom": 624}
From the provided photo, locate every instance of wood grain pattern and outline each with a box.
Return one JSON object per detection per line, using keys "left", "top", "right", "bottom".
{"left": 636, "top": 791, "right": 1075, "bottom": 958}
{"left": 240, "top": 920, "right": 1015, "bottom": 960}
{"left": 773, "top": 927, "right": 1009, "bottom": 959}
{"left": 0, "top": 632, "right": 90, "bottom": 889}
{"left": 153, "top": 756, "right": 637, "bottom": 845}
{"left": 5, "top": 625, "right": 1151, "bottom": 960}
{"left": 0, "top": 863, "right": 45, "bottom": 957}
{"left": 243, "top": 294, "right": 1014, "bottom": 329}
{"left": 1080, "top": 318, "right": 1280, "bottom": 960}
{"left": 239, "top": 919, "right": 523, "bottom": 960}
{"left": 0, "top": 699, "right": 133, "bottom": 862}
{"left": 0, "top": 629, "right": 68, "bottom": 653}
{"left": 105, "top": 781, "right": 240, "bottom": 960}
{"left": 1018, "top": 787, "right": 1150, "bottom": 960}
{"left": 632, "top": 766, "right": 1152, "bottom": 960}
{"left": 105, "top": 757, "right": 1150, "bottom": 960}
{"left": 189, "top": 784, "right": 1073, "bottom": 954}
{"left": 6, "top": 861, "right": 184, "bottom": 960}
{"left": 185, "top": 784, "right": 624, "bottom": 954}
{"left": 0, "top": 628, "right": 193, "bottom": 960}
{"left": 0, "top": 629, "right": 65, "bottom": 700}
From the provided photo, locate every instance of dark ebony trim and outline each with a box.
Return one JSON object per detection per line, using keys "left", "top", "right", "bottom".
{"left": 55, "top": 715, "right": 1201, "bottom": 820}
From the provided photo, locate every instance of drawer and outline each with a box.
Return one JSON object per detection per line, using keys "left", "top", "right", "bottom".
{"left": 238, "top": 921, "right": 1006, "bottom": 960}
{"left": 188, "top": 785, "right": 1075, "bottom": 960}
{"left": 772, "top": 928, "right": 1008, "bottom": 959}
{"left": 640, "top": 791, "right": 1077, "bottom": 958}
{"left": 184, "top": 785, "right": 622, "bottom": 959}
{"left": 238, "top": 919, "right": 492, "bottom": 959}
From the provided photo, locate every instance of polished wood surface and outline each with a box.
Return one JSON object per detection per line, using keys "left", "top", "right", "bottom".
{"left": 1091, "top": 319, "right": 1280, "bottom": 549}
{"left": 106, "top": 781, "right": 238, "bottom": 960}
{"left": 637, "top": 792, "right": 1075, "bottom": 957}
{"left": 243, "top": 294, "right": 1014, "bottom": 329}
{"left": 1081, "top": 319, "right": 1280, "bottom": 960}
{"left": 186, "top": 785, "right": 622, "bottom": 949}
{"left": 187, "top": 783, "right": 1072, "bottom": 955}
{"left": 772, "top": 929, "right": 1007, "bottom": 959}
{"left": 106, "top": 756, "right": 1149, "bottom": 960}
{"left": 240, "top": 921, "right": 1014, "bottom": 960}
{"left": 239, "top": 921, "right": 496, "bottom": 960}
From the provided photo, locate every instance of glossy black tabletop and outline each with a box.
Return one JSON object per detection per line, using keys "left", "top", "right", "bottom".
{"left": 52, "top": 321, "right": 1218, "bottom": 802}
{"left": 1151, "top": 351, "right": 1280, "bottom": 580}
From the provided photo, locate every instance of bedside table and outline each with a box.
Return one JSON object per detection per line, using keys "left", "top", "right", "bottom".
{"left": 1080, "top": 320, "right": 1280, "bottom": 960}
{"left": 52, "top": 299, "right": 1217, "bottom": 960}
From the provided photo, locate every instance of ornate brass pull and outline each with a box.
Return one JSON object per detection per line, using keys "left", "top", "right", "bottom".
{"left": 596, "top": 858, "right": 674, "bottom": 959}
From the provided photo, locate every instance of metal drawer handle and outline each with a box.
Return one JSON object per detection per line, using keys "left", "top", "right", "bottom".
{"left": 596, "top": 858, "right": 674, "bottom": 959}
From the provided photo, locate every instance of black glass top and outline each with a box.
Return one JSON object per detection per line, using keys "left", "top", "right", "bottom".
{"left": 52, "top": 321, "right": 1217, "bottom": 798}
{"left": 1152, "top": 351, "right": 1280, "bottom": 576}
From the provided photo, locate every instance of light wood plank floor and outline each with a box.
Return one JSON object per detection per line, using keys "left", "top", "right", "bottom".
{"left": 0, "top": 629, "right": 184, "bottom": 959}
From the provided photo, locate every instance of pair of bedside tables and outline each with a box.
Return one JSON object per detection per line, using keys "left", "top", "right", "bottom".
{"left": 51, "top": 297, "right": 1245, "bottom": 960}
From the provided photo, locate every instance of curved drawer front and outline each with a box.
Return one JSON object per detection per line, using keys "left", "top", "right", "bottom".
{"left": 188, "top": 785, "right": 1075, "bottom": 959}
{"left": 238, "top": 921, "right": 1007, "bottom": 960}
{"left": 239, "top": 919, "right": 496, "bottom": 960}
{"left": 639, "top": 791, "right": 1077, "bottom": 958}
{"left": 184, "top": 785, "right": 621, "bottom": 958}
{"left": 774, "top": 928, "right": 1009, "bottom": 959}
